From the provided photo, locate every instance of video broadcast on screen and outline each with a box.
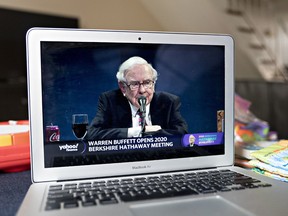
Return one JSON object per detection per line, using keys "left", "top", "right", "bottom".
{"left": 41, "top": 42, "right": 225, "bottom": 168}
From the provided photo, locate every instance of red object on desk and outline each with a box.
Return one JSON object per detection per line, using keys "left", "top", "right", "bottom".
{"left": 0, "top": 120, "right": 30, "bottom": 172}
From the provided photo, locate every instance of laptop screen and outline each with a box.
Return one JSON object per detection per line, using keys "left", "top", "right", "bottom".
{"left": 40, "top": 41, "right": 225, "bottom": 168}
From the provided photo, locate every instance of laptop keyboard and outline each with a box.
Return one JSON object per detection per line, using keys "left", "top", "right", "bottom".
{"left": 45, "top": 169, "right": 271, "bottom": 210}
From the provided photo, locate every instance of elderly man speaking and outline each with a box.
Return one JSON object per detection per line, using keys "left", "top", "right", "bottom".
{"left": 87, "top": 56, "right": 188, "bottom": 139}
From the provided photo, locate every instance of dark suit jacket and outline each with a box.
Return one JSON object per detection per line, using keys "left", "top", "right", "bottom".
{"left": 87, "top": 89, "right": 188, "bottom": 139}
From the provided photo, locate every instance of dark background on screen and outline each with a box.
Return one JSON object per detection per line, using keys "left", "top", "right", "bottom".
{"left": 41, "top": 42, "right": 225, "bottom": 141}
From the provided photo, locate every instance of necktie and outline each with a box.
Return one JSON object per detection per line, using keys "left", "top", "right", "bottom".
{"left": 137, "top": 110, "right": 145, "bottom": 128}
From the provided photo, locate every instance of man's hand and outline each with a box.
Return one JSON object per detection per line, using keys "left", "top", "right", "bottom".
{"left": 145, "top": 125, "right": 161, "bottom": 132}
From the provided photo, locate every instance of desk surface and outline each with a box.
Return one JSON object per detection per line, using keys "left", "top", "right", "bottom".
{"left": 0, "top": 170, "right": 31, "bottom": 216}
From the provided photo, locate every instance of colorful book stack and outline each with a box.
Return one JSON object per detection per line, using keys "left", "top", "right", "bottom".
{"left": 248, "top": 140, "right": 288, "bottom": 182}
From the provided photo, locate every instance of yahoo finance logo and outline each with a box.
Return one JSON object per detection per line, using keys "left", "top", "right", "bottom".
{"left": 59, "top": 143, "right": 79, "bottom": 152}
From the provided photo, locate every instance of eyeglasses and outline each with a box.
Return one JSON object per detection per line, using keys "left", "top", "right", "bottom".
{"left": 124, "top": 80, "right": 155, "bottom": 90}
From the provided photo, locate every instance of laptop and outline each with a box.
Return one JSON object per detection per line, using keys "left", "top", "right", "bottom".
{"left": 18, "top": 28, "right": 288, "bottom": 216}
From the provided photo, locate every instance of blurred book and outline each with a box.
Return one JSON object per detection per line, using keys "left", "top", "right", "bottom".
{"left": 248, "top": 140, "right": 288, "bottom": 182}
{"left": 235, "top": 141, "right": 276, "bottom": 160}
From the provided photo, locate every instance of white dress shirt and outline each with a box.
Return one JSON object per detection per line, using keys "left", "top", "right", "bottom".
{"left": 127, "top": 102, "right": 151, "bottom": 137}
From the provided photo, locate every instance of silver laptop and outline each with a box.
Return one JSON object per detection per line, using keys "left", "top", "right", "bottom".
{"left": 18, "top": 28, "right": 288, "bottom": 216}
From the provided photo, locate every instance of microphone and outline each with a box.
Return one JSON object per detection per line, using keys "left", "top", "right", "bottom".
{"left": 138, "top": 96, "right": 147, "bottom": 114}
{"left": 138, "top": 96, "right": 147, "bottom": 134}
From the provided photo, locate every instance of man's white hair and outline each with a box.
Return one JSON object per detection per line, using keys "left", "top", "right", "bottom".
{"left": 116, "top": 56, "right": 158, "bottom": 82}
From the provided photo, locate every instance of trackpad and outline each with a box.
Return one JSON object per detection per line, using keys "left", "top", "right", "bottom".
{"left": 130, "top": 196, "right": 253, "bottom": 216}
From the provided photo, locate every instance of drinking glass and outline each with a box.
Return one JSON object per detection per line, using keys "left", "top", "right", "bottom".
{"left": 72, "top": 114, "right": 88, "bottom": 140}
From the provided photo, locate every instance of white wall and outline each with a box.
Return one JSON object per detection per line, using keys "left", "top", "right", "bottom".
{"left": 0, "top": 0, "right": 267, "bottom": 80}
{"left": 0, "top": 0, "right": 163, "bottom": 30}
{"left": 137, "top": 0, "right": 263, "bottom": 80}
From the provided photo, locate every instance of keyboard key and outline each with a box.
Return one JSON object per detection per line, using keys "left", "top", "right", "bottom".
{"left": 64, "top": 201, "right": 79, "bottom": 208}
{"left": 82, "top": 200, "right": 96, "bottom": 207}
{"left": 49, "top": 185, "right": 63, "bottom": 191}
{"left": 45, "top": 202, "right": 61, "bottom": 211}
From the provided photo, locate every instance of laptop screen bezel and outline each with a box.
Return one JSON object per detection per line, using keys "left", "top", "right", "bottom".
{"left": 26, "top": 28, "right": 234, "bottom": 182}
